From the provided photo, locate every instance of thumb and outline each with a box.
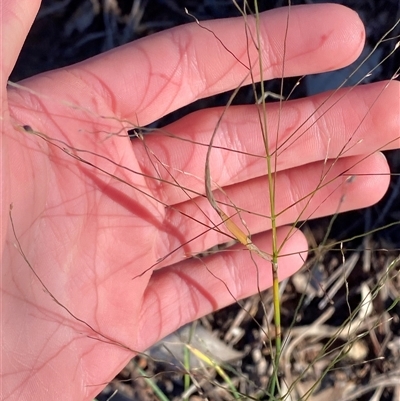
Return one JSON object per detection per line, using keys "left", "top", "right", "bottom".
{"left": 1, "top": 0, "right": 41, "bottom": 85}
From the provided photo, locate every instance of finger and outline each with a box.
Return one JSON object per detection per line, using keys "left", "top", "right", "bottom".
{"left": 153, "top": 152, "right": 389, "bottom": 267}
{"left": 19, "top": 4, "right": 364, "bottom": 125}
{"left": 134, "top": 81, "right": 399, "bottom": 206}
{"left": 1, "top": 0, "right": 41, "bottom": 83}
{"left": 139, "top": 226, "right": 307, "bottom": 349}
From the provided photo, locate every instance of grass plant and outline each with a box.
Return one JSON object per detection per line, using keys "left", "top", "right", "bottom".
{"left": 9, "top": 1, "right": 400, "bottom": 400}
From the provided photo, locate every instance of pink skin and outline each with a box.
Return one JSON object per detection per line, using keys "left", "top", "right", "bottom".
{"left": 1, "top": 1, "right": 399, "bottom": 400}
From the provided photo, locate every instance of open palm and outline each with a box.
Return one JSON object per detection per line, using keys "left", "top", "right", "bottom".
{"left": 2, "top": 1, "right": 399, "bottom": 400}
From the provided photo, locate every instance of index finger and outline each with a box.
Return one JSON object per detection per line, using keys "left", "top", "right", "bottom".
{"left": 20, "top": 4, "right": 364, "bottom": 125}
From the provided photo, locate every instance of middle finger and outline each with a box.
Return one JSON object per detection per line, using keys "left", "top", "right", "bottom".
{"left": 132, "top": 80, "right": 399, "bottom": 206}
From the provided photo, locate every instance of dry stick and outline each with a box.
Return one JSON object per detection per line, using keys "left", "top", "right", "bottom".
{"left": 337, "top": 366, "right": 400, "bottom": 401}
{"left": 281, "top": 255, "right": 400, "bottom": 400}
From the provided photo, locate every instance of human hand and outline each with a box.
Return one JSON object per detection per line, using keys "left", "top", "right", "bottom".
{"left": 2, "top": 1, "right": 399, "bottom": 400}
